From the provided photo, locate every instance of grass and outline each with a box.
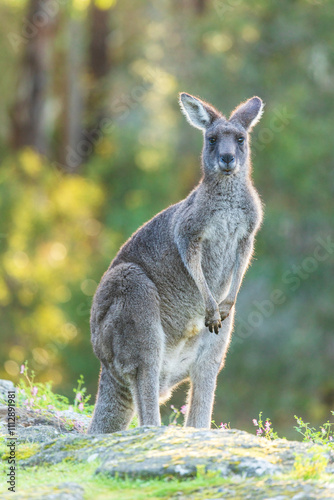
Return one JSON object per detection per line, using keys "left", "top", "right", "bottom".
{"left": 0, "top": 458, "right": 234, "bottom": 498}
{"left": 1, "top": 458, "right": 333, "bottom": 499}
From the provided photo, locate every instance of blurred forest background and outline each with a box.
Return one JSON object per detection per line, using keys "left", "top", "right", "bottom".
{"left": 0, "top": 0, "right": 333, "bottom": 438}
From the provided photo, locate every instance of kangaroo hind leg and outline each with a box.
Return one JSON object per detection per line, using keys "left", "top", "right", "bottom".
{"left": 90, "top": 263, "right": 164, "bottom": 431}
{"left": 88, "top": 364, "right": 134, "bottom": 433}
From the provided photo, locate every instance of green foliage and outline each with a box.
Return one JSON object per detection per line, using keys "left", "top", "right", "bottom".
{"left": 6, "top": 366, "right": 334, "bottom": 449}
{"left": 16, "top": 361, "right": 70, "bottom": 411}
{"left": 1, "top": 442, "right": 40, "bottom": 462}
{"left": 129, "top": 414, "right": 139, "bottom": 429}
{"left": 294, "top": 413, "right": 334, "bottom": 445}
{"left": 0, "top": 149, "right": 108, "bottom": 391}
{"left": 15, "top": 363, "right": 94, "bottom": 416}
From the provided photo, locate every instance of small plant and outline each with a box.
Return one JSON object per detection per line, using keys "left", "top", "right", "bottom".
{"left": 211, "top": 420, "right": 230, "bottom": 430}
{"left": 252, "top": 412, "right": 278, "bottom": 440}
{"left": 12, "top": 362, "right": 94, "bottom": 432}
{"left": 73, "top": 374, "right": 92, "bottom": 413}
{"left": 168, "top": 404, "right": 188, "bottom": 426}
{"left": 129, "top": 414, "right": 139, "bottom": 429}
{"left": 293, "top": 446, "right": 328, "bottom": 480}
{"left": 294, "top": 413, "right": 334, "bottom": 445}
{"left": 17, "top": 362, "right": 70, "bottom": 412}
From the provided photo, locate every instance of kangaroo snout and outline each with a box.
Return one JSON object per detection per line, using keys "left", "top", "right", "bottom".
{"left": 219, "top": 153, "right": 236, "bottom": 174}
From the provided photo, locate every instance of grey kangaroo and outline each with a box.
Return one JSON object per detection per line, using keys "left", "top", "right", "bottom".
{"left": 88, "top": 92, "right": 264, "bottom": 433}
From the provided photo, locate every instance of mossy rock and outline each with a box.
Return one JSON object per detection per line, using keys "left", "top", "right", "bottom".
{"left": 0, "top": 427, "right": 333, "bottom": 499}
{"left": 21, "top": 426, "right": 333, "bottom": 480}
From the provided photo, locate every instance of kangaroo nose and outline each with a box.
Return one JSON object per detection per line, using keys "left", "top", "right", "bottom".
{"left": 220, "top": 154, "right": 235, "bottom": 166}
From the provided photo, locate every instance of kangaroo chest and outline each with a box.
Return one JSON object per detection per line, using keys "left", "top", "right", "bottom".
{"left": 203, "top": 206, "right": 249, "bottom": 242}
{"left": 203, "top": 205, "right": 250, "bottom": 255}
{"left": 201, "top": 204, "right": 252, "bottom": 296}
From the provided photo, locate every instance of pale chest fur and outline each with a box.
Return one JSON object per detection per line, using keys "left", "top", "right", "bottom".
{"left": 202, "top": 205, "right": 250, "bottom": 243}
{"left": 201, "top": 189, "right": 261, "bottom": 299}
{"left": 197, "top": 177, "right": 261, "bottom": 239}
{"left": 202, "top": 205, "right": 252, "bottom": 266}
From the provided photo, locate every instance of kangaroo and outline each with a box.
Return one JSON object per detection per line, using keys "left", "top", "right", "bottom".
{"left": 88, "top": 92, "right": 264, "bottom": 433}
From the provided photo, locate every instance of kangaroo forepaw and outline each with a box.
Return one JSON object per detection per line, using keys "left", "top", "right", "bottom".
{"left": 206, "top": 318, "right": 222, "bottom": 334}
{"left": 205, "top": 318, "right": 222, "bottom": 335}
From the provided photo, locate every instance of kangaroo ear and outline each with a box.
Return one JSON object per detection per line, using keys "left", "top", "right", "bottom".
{"left": 179, "top": 93, "right": 221, "bottom": 130}
{"left": 229, "top": 96, "right": 264, "bottom": 130}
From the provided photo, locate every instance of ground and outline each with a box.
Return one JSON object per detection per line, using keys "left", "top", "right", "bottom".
{"left": 0, "top": 380, "right": 333, "bottom": 499}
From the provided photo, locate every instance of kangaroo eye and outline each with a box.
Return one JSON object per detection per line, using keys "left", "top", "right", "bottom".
{"left": 237, "top": 136, "right": 245, "bottom": 145}
{"left": 208, "top": 137, "right": 216, "bottom": 145}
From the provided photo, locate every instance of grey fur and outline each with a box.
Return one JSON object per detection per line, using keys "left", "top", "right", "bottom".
{"left": 88, "top": 92, "right": 264, "bottom": 433}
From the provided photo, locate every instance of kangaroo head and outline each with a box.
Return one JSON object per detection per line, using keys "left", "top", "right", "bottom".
{"left": 179, "top": 93, "right": 264, "bottom": 179}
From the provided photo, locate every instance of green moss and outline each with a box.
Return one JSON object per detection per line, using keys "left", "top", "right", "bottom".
{"left": 16, "top": 444, "right": 40, "bottom": 461}
{"left": 61, "top": 438, "right": 91, "bottom": 451}
{"left": 1, "top": 442, "right": 40, "bottom": 461}
{"left": 2, "top": 427, "right": 333, "bottom": 498}
{"left": 293, "top": 446, "right": 329, "bottom": 480}
{"left": 42, "top": 442, "right": 57, "bottom": 450}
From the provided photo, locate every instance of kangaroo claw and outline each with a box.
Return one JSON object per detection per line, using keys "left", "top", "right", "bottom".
{"left": 206, "top": 318, "right": 222, "bottom": 334}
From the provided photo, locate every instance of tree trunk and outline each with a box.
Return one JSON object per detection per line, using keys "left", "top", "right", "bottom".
{"left": 194, "top": 0, "right": 206, "bottom": 15}
{"left": 60, "top": 16, "right": 84, "bottom": 172}
{"left": 175, "top": 0, "right": 206, "bottom": 15}
{"left": 10, "top": 0, "right": 57, "bottom": 154}
{"left": 89, "top": 4, "right": 110, "bottom": 81}
{"left": 84, "top": 3, "right": 112, "bottom": 153}
{"left": 61, "top": 3, "right": 112, "bottom": 171}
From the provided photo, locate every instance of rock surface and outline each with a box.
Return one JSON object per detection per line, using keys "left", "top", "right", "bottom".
{"left": 0, "top": 380, "right": 15, "bottom": 401}
{"left": 0, "top": 424, "right": 333, "bottom": 499}
{"left": 0, "top": 483, "right": 84, "bottom": 500}
{"left": 178, "top": 478, "right": 334, "bottom": 499}
{"left": 21, "top": 426, "right": 333, "bottom": 479}
{"left": 0, "top": 426, "right": 330, "bottom": 499}
{"left": 0, "top": 405, "right": 91, "bottom": 443}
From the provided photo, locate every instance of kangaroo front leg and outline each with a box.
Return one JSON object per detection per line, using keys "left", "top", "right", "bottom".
{"left": 176, "top": 234, "right": 221, "bottom": 334}
{"left": 189, "top": 248, "right": 221, "bottom": 334}
{"left": 185, "top": 371, "right": 218, "bottom": 428}
{"left": 186, "top": 312, "right": 234, "bottom": 429}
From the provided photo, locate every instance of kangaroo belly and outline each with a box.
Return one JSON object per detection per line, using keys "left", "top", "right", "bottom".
{"left": 159, "top": 335, "right": 201, "bottom": 400}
